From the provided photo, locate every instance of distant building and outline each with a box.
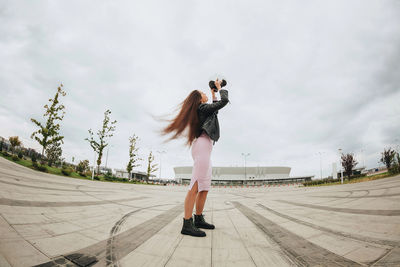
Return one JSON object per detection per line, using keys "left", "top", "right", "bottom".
{"left": 0, "top": 136, "right": 11, "bottom": 150}
{"left": 174, "top": 166, "right": 313, "bottom": 185}
{"left": 332, "top": 163, "right": 338, "bottom": 179}
{"left": 365, "top": 166, "right": 388, "bottom": 176}
{"left": 94, "top": 166, "right": 113, "bottom": 174}
{"left": 114, "top": 169, "right": 156, "bottom": 180}
{"left": 337, "top": 167, "right": 366, "bottom": 178}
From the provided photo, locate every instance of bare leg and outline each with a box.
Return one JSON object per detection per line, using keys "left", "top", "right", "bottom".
{"left": 184, "top": 181, "right": 198, "bottom": 219}
{"left": 195, "top": 190, "right": 209, "bottom": 215}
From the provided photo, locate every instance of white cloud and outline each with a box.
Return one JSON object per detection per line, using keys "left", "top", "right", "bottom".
{"left": 1, "top": 0, "right": 399, "bottom": 179}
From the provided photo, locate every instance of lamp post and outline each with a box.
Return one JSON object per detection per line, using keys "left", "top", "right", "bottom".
{"left": 241, "top": 153, "right": 250, "bottom": 183}
{"left": 157, "top": 150, "right": 166, "bottom": 179}
{"left": 317, "top": 152, "right": 325, "bottom": 179}
{"left": 105, "top": 145, "right": 113, "bottom": 170}
{"left": 338, "top": 148, "right": 343, "bottom": 184}
{"left": 360, "top": 148, "right": 366, "bottom": 169}
{"left": 91, "top": 151, "right": 97, "bottom": 180}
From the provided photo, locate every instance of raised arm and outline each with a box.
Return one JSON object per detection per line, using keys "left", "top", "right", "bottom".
{"left": 198, "top": 89, "right": 229, "bottom": 115}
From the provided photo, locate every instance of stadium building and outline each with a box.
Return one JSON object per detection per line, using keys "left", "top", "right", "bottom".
{"left": 174, "top": 166, "right": 313, "bottom": 185}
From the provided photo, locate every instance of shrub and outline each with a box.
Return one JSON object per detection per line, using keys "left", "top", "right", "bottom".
{"left": 303, "top": 174, "right": 369, "bottom": 186}
{"left": 104, "top": 176, "right": 113, "bottom": 181}
{"left": 389, "top": 165, "right": 400, "bottom": 175}
{"left": 57, "top": 161, "right": 63, "bottom": 168}
{"left": 116, "top": 177, "right": 128, "bottom": 183}
{"left": 348, "top": 173, "right": 367, "bottom": 180}
{"left": 2, "top": 151, "right": 10, "bottom": 157}
{"left": 12, "top": 155, "right": 19, "bottom": 161}
{"left": 31, "top": 154, "right": 37, "bottom": 163}
{"left": 32, "top": 162, "right": 38, "bottom": 168}
{"left": 85, "top": 170, "right": 93, "bottom": 177}
{"left": 76, "top": 160, "right": 89, "bottom": 173}
{"left": 33, "top": 164, "right": 47, "bottom": 172}
{"left": 38, "top": 165, "right": 47, "bottom": 172}
{"left": 93, "top": 176, "right": 100, "bottom": 180}
{"left": 61, "top": 167, "right": 73, "bottom": 176}
{"left": 18, "top": 151, "right": 23, "bottom": 159}
{"left": 104, "top": 170, "right": 113, "bottom": 179}
{"left": 303, "top": 178, "right": 339, "bottom": 186}
{"left": 79, "top": 172, "right": 87, "bottom": 177}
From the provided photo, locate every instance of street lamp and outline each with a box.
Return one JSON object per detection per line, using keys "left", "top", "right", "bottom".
{"left": 360, "top": 149, "right": 366, "bottom": 169}
{"left": 157, "top": 150, "right": 166, "bottom": 179}
{"left": 91, "top": 151, "right": 97, "bottom": 180}
{"left": 338, "top": 148, "right": 343, "bottom": 184}
{"left": 241, "top": 153, "right": 250, "bottom": 183}
{"left": 317, "top": 152, "right": 325, "bottom": 179}
{"left": 105, "top": 145, "right": 114, "bottom": 170}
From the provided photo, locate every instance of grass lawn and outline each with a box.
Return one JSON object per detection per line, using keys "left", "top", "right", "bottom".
{"left": 0, "top": 152, "right": 157, "bottom": 185}
{"left": 304, "top": 172, "right": 397, "bottom": 187}
{"left": 1, "top": 152, "right": 92, "bottom": 180}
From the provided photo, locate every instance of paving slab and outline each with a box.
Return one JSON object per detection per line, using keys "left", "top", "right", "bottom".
{"left": 0, "top": 253, "right": 11, "bottom": 267}
{"left": 0, "top": 157, "right": 399, "bottom": 266}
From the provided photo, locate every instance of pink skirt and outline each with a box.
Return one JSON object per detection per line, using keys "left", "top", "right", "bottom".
{"left": 188, "top": 131, "right": 213, "bottom": 192}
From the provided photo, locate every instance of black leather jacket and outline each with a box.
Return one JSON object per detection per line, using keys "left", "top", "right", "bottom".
{"left": 197, "top": 89, "right": 229, "bottom": 143}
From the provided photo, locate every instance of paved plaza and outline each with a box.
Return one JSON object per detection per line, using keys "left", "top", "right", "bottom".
{"left": 0, "top": 157, "right": 399, "bottom": 266}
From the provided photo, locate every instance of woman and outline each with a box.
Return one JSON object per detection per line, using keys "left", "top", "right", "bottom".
{"left": 162, "top": 79, "right": 229, "bottom": 237}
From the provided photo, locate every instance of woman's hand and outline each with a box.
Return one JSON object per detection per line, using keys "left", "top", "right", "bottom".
{"left": 211, "top": 89, "right": 217, "bottom": 101}
{"left": 214, "top": 79, "right": 222, "bottom": 91}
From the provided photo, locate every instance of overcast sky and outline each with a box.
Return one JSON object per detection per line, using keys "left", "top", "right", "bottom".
{"left": 1, "top": 0, "right": 399, "bottom": 179}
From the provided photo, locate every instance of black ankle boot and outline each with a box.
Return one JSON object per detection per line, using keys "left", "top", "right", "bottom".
{"left": 181, "top": 217, "right": 206, "bottom": 237}
{"left": 194, "top": 214, "right": 215, "bottom": 229}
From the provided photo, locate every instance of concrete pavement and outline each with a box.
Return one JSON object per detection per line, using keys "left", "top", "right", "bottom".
{"left": 0, "top": 157, "right": 399, "bottom": 266}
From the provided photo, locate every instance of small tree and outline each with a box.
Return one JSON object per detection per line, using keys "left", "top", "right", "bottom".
{"left": 45, "top": 141, "right": 62, "bottom": 167}
{"left": 387, "top": 151, "right": 400, "bottom": 174}
{"left": 85, "top": 109, "right": 117, "bottom": 174}
{"left": 341, "top": 153, "right": 358, "bottom": 178}
{"left": 380, "top": 148, "right": 396, "bottom": 170}
{"left": 31, "top": 84, "right": 66, "bottom": 156}
{"left": 396, "top": 153, "right": 400, "bottom": 166}
{"left": 76, "top": 160, "right": 89, "bottom": 174}
{"left": 146, "top": 151, "right": 158, "bottom": 182}
{"left": 126, "top": 134, "right": 142, "bottom": 180}
{"left": 31, "top": 153, "right": 37, "bottom": 163}
{"left": 0, "top": 139, "right": 4, "bottom": 151}
{"left": 9, "top": 136, "right": 22, "bottom": 155}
